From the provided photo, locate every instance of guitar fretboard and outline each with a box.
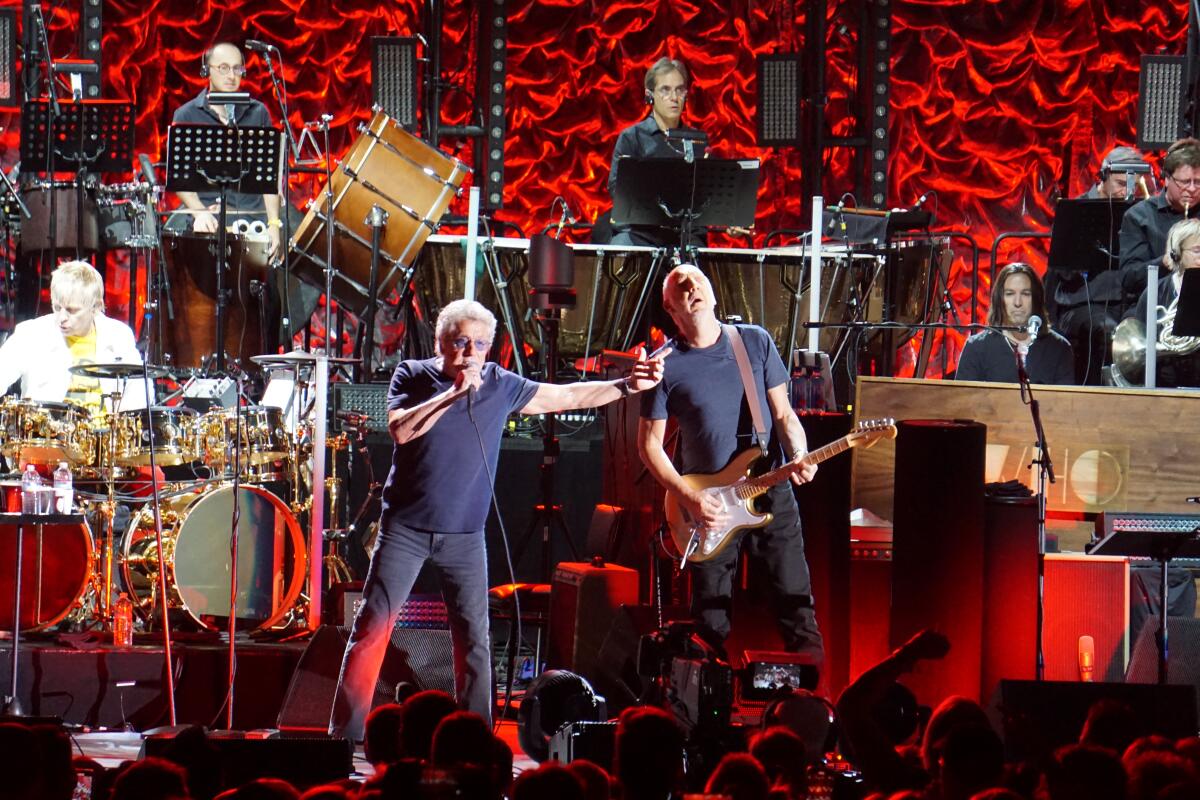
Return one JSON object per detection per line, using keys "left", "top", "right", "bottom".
{"left": 734, "top": 436, "right": 855, "bottom": 501}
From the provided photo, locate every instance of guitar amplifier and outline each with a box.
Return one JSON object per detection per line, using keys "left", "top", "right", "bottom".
{"left": 548, "top": 562, "right": 639, "bottom": 679}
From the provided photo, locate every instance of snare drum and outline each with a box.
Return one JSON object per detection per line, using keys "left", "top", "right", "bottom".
{"left": 121, "top": 483, "right": 305, "bottom": 631}
{"left": 0, "top": 398, "right": 95, "bottom": 465}
{"left": 114, "top": 406, "right": 200, "bottom": 467}
{"left": 290, "top": 107, "right": 469, "bottom": 312}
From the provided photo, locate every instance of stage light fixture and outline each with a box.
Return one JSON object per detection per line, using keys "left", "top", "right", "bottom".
{"left": 371, "top": 37, "right": 419, "bottom": 133}
{"left": 869, "top": 0, "right": 891, "bottom": 207}
{"left": 1137, "top": 55, "right": 1187, "bottom": 152}
{"left": 0, "top": 9, "right": 17, "bottom": 108}
{"left": 756, "top": 53, "right": 802, "bottom": 148}
{"left": 78, "top": 0, "right": 102, "bottom": 98}
{"left": 475, "top": 0, "right": 508, "bottom": 209}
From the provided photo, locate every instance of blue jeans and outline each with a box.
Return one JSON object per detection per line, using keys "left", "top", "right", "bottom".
{"left": 329, "top": 523, "right": 492, "bottom": 740}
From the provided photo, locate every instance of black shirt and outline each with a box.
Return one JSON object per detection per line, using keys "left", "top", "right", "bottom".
{"left": 1118, "top": 192, "right": 1184, "bottom": 298}
{"left": 1128, "top": 274, "right": 1200, "bottom": 387}
{"left": 954, "top": 329, "right": 1075, "bottom": 385}
{"left": 171, "top": 89, "right": 275, "bottom": 214}
{"left": 608, "top": 115, "right": 707, "bottom": 246}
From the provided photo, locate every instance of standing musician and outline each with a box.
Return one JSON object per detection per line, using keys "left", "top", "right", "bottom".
{"left": 329, "top": 299, "right": 666, "bottom": 740}
{"left": 0, "top": 260, "right": 143, "bottom": 412}
{"left": 955, "top": 263, "right": 1074, "bottom": 384}
{"left": 171, "top": 41, "right": 283, "bottom": 260}
{"left": 1118, "top": 137, "right": 1200, "bottom": 308}
{"left": 608, "top": 57, "right": 708, "bottom": 248}
{"left": 1123, "top": 218, "right": 1200, "bottom": 387}
{"left": 637, "top": 264, "right": 825, "bottom": 666}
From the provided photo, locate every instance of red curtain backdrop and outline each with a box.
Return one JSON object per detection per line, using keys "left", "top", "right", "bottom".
{"left": 1, "top": 0, "right": 1188, "bottom": 369}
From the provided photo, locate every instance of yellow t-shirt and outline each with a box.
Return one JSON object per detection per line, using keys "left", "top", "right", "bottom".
{"left": 65, "top": 328, "right": 102, "bottom": 414}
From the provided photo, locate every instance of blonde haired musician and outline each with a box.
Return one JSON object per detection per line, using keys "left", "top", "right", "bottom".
{"left": 637, "top": 264, "right": 824, "bottom": 666}
{"left": 0, "top": 260, "right": 144, "bottom": 411}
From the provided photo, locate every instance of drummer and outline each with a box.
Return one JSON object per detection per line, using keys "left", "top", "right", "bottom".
{"left": 0, "top": 260, "right": 147, "bottom": 414}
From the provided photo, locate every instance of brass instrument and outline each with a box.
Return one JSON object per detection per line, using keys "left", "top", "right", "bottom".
{"left": 1110, "top": 296, "right": 1200, "bottom": 386}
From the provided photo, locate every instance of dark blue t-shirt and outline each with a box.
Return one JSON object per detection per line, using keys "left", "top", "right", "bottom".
{"left": 381, "top": 359, "right": 539, "bottom": 533}
{"left": 640, "top": 324, "right": 789, "bottom": 475}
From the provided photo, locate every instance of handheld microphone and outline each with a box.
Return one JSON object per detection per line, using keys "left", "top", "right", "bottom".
{"left": 1025, "top": 315, "right": 1043, "bottom": 338}
{"left": 1078, "top": 635, "right": 1095, "bottom": 682}
{"left": 245, "top": 39, "right": 277, "bottom": 54}
{"left": 646, "top": 338, "right": 676, "bottom": 360}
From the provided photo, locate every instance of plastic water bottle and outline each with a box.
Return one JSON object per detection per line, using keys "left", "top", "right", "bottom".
{"left": 52, "top": 462, "right": 73, "bottom": 514}
{"left": 20, "top": 464, "right": 41, "bottom": 514}
{"left": 113, "top": 593, "right": 134, "bottom": 648}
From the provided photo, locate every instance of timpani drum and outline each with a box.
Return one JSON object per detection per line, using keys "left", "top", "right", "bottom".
{"left": 290, "top": 107, "right": 470, "bottom": 312}
{"left": 0, "top": 513, "right": 94, "bottom": 632}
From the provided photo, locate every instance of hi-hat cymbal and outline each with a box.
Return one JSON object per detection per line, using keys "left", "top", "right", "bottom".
{"left": 250, "top": 350, "right": 362, "bottom": 367}
{"left": 69, "top": 362, "right": 171, "bottom": 380}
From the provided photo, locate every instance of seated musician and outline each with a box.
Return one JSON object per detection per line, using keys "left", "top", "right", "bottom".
{"left": 955, "top": 262, "right": 1075, "bottom": 384}
{"left": 1123, "top": 218, "right": 1200, "bottom": 387}
{"left": 608, "top": 57, "right": 708, "bottom": 248}
{"left": 171, "top": 42, "right": 283, "bottom": 261}
{"left": 0, "top": 260, "right": 144, "bottom": 412}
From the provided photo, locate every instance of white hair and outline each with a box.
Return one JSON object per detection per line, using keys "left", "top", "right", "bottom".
{"left": 434, "top": 299, "right": 498, "bottom": 351}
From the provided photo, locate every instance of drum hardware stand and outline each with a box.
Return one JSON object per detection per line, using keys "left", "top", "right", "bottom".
{"left": 223, "top": 373, "right": 246, "bottom": 729}
{"left": 314, "top": 115, "right": 337, "bottom": 359}
{"left": 355, "top": 205, "right": 388, "bottom": 381}
{"left": 478, "top": 229, "right": 530, "bottom": 376}
{"left": 165, "top": 120, "right": 283, "bottom": 374}
{"left": 322, "top": 433, "right": 354, "bottom": 587}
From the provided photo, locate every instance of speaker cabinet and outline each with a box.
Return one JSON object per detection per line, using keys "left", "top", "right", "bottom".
{"left": 277, "top": 623, "right": 455, "bottom": 732}
{"left": 548, "top": 562, "right": 639, "bottom": 681}
{"left": 1044, "top": 554, "right": 1129, "bottom": 682}
{"left": 141, "top": 734, "right": 353, "bottom": 791}
{"left": 1127, "top": 615, "right": 1200, "bottom": 720}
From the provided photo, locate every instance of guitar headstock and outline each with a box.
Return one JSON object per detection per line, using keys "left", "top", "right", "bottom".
{"left": 848, "top": 417, "right": 898, "bottom": 449}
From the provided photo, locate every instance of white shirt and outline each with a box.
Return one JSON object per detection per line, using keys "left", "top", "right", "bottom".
{"left": 0, "top": 313, "right": 149, "bottom": 408}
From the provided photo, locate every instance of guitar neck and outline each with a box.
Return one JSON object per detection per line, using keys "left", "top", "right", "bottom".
{"left": 736, "top": 435, "right": 853, "bottom": 501}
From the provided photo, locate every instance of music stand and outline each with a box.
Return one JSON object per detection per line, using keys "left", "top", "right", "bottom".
{"left": 1090, "top": 526, "right": 1200, "bottom": 684}
{"left": 165, "top": 123, "right": 283, "bottom": 373}
{"left": 1047, "top": 198, "right": 1135, "bottom": 273}
{"left": 611, "top": 156, "right": 760, "bottom": 249}
{"left": 1170, "top": 268, "right": 1200, "bottom": 337}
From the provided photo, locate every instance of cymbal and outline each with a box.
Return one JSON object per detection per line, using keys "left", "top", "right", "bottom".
{"left": 69, "top": 362, "right": 171, "bottom": 380}
{"left": 250, "top": 350, "right": 362, "bottom": 367}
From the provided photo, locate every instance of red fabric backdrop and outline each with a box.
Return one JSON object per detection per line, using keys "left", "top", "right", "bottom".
{"left": 0, "top": 0, "right": 1188, "bottom": 370}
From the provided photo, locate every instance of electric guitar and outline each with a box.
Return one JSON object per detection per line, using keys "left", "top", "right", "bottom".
{"left": 665, "top": 418, "right": 897, "bottom": 564}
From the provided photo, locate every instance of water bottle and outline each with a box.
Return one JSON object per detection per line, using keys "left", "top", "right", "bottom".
{"left": 20, "top": 464, "right": 41, "bottom": 514}
{"left": 113, "top": 593, "right": 134, "bottom": 648}
{"left": 52, "top": 462, "right": 73, "bottom": 514}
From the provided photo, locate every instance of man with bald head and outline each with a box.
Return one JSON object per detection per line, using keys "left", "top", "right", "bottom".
{"left": 171, "top": 42, "right": 283, "bottom": 260}
{"left": 637, "top": 264, "right": 824, "bottom": 667}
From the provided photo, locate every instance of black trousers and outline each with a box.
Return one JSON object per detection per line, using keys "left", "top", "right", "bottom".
{"left": 689, "top": 483, "right": 824, "bottom": 661}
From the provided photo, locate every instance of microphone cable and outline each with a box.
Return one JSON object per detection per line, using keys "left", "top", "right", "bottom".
{"left": 466, "top": 383, "right": 524, "bottom": 730}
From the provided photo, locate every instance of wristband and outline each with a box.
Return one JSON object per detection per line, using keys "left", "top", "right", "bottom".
{"left": 267, "top": 218, "right": 283, "bottom": 228}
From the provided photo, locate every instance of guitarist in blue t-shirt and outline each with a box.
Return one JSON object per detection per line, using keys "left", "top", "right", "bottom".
{"left": 638, "top": 264, "right": 825, "bottom": 665}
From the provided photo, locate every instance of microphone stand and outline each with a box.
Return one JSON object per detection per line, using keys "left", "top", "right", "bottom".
{"left": 31, "top": 4, "right": 59, "bottom": 310}
{"left": 257, "top": 45, "right": 299, "bottom": 342}
{"left": 1012, "top": 340, "right": 1055, "bottom": 682}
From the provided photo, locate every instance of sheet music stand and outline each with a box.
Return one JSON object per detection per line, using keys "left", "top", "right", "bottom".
{"left": 1170, "top": 268, "right": 1200, "bottom": 337}
{"left": 611, "top": 156, "right": 760, "bottom": 248}
{"left": 19, "top": 99, "right": 135, "bottom": 174}
{"left": 165, "top": 123, "right": 283, "bottom": 373}
{"left": 1047, "top": 198, "right": 1135, "bottom": 273}
{"left": 1090, "top": 526, "right": 1200, "bottom": 684}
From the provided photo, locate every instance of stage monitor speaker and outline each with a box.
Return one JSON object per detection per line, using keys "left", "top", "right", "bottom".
{"left": 548, "top": 562, "right": 639, "bottom": 682}
{"left": 277, "top": 623, "right": 455, "bottom": 732}
{"left": 142, "top": 734, "right": 353, "bottom": 791}
{"left": 1126, "top": 615, "right": 1200, "bottom": 720}
{"left": 548, "top": 720, "right": 617, "bottom": 770}
{"left": 1044, "top": 554, "right": 1129, "bottom": 683}
{"left": 993, "top": 679, "right": 1197, "bottom": 764}
{"left": 593, "top": 603, "right": 690, "bottom": 713}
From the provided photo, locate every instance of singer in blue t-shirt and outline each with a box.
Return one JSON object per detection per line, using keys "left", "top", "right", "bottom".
{"left": 329, "top": 299, "right": 667, "bottom": 740}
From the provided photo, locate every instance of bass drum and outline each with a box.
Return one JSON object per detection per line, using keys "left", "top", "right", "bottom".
{"left": 122, "top": 484, "right": 305, "bottom": 631}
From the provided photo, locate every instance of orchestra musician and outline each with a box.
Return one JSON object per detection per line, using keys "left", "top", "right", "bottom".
{"left": 171, "top": 42, "right": 283, "bottom": 260}
{"left": 637, "top": 264, "right": 825, "bottom": 668}
{"left": 1118, "top": 137, "right": 1200, "bottom": 308}
{"left": 955, "top": 262, "right": 1074, "bottom": 384}
{"left": 0, "top": 260, "right": 144, "bottom": 412}
{"left": 1123, "top": 218, "right": 1200, "bottom": 388}
{"left": 329, "top": 299, "right": 666, "bottom": 741}
{"left": 608, "top": 57, "right": 707, "bottom": 248}
{"left": 1045, "top": 146, "right": 1149, "bottom": 384}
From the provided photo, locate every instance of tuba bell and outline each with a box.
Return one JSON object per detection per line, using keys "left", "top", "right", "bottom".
{"left": 1109, "top": 298, "right": 1200, "bottom": 386}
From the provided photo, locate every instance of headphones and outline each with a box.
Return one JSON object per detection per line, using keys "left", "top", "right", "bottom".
{"left": 645, "top": 91, "right": 654, "bottom": 105}
{"left": 199, "top": 48, "right": 212, "bottom": 78}
{"left": 1098, "top": 160, "right": 1112, "bottom": 182}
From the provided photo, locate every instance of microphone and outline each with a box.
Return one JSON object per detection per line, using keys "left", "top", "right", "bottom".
{"left": 466, "top": 384, "right": 477, "bottom": 421}
{"left": 646, "top": 337, "right": 676, "bottom": 360}
{"left": 913, "top": 192, "right": 930, "bottom": 209}
{"left": 138, "top": 154, "right": 158, "bottom": 187}
{"left": 245, "top": 39, "right": 277, "bottom": 53}
{"left": 1078, "top": 635, "right": 1095, "bottom": 682}
{"left": 225, "top": 104, "right": 236, "bottom": 126}
{"left": 1025, "top": 315, "right": 1042, "bottom": 338}
{"left": 825, "top": 201, "right": 845, "bottom": 233}
{"left": 335, "top": 409, "right": 369, "bottom": 426}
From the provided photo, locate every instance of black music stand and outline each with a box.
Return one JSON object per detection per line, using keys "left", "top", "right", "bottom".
{"left": 165, "top": 122, "right": 283, "bottom": 373}
{"left": 1170, "top": 268, "right": 1200, "bottom": 337}
{"left": 1047, "top": 198, "right": 1135, "bottom": 273}
{"left": 611, "top": 156, "right": 760, "bottom": 250}
{"left": 1090, "top": 526, "right": 1200, "bottom": 684}
{"left": 0, "top": 512, "right": 86, "bottom": 715}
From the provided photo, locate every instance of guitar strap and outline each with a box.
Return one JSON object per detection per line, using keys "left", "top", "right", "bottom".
{"left": 723, "top": 324, "right": 769, "bottom": 458}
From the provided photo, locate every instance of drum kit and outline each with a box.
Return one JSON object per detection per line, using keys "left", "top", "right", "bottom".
{"left": 0, "top": 354, "right": 357, "bottom": 636}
